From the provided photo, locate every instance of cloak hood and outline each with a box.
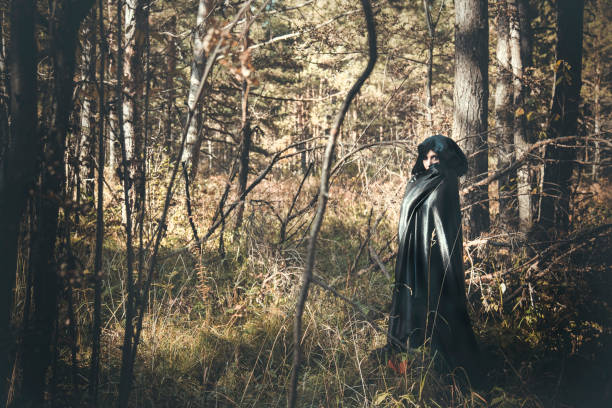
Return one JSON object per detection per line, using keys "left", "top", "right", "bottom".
{"left": 411, "top": 134, "right": 468, "bottom": 177}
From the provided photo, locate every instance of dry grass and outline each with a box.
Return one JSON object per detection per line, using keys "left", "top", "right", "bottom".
{"left": 56, "top": 157, "right": 612, "bottom": 407}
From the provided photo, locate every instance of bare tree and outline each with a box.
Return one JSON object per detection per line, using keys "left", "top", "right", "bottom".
{"left": 422, "top": 0, "right": 445, "bottom": 129}
{"left": 181, "top": 0, "right": 214, "bottom": 177}
{"left": 1, "top": 1, "right": 37, "bottom": 403}
{"left": 494, "top": 0, "right": 515, "bottom": 227}
{"left": 452, "top": 0, "right": 489, "bottom": 238}
{"left": 18, "top": 1, "right": 94, "bottom": 404}
{"left": 76, "top": 14, "right": 97, "bottom": 207}
{"left": 88, "top": 0, "right": 106, "bottom": 403}
{"left": 537, "top": 0, "right": 584, "bottom": 235}
{"left": 508, "top": 0, "right": 530, "bottom": 231}
{"left": 122, "top": 0, "right": 147, "bottom": 230}
{"left": 234, "top": 12, "right": 255, "bottom": 233}
{"left": 288, "top": 0, "right": 377, "bottom": 406}
{"left": 163, "top": 15, "right": 177, "bottom": 152}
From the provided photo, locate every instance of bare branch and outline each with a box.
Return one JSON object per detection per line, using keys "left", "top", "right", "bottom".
{"left": 288, "top": 0, "right": 377, "bottom": 405}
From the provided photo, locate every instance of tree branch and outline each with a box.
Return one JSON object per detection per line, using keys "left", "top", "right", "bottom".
{"left": 288, "top": 0, "right": 377, "bottom": 405}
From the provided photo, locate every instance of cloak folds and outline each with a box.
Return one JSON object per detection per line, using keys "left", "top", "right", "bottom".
{"left": 387, "top": 162, "right": 480, "bottom": 376}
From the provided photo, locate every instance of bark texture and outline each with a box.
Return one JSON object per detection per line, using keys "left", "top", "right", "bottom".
{"left": 181, "top": 0, "right": 213, "bottom": 177}
{"left": 122, "top": 0, "right": 147, "bottom": 229}
{"left": 537, "top": 0, "right": 584, "bottom": 235}
{"left": 494, "top": 0, "right": 515, "bottom": 227}
{"left": 452, "top": 0, "right": 489, "bottom": 238}
{"left": 508, "top": 0, "right": 530, "bottom": 231}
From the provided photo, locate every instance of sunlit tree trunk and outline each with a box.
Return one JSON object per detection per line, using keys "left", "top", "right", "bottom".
{"left": 163, "top": 15, "right": 177, "bottom": 153}
{"left": 589, "top": 0, "right": 604, "bottom": 180}
{"left": 181, "top": 0, "right": 213, "bottom": 178}
{"left": 122, "top": 0, "right": 147, "bottom": 229}
{"left": 77, "top": 15, "right": 97, "bottom": 202}
{"left": 537, "top": 0, "right": 584, "bottom": 235}
{"left": 494, "top": 0, "right": 515, "bottom": 228}
{"left": 509, "top": 0, "right": 531, "bottom": 232}
{"left": 592, "top": 57, "right": 600, "bottom": 180}
{"left": 452, "top": 0, "right": 489, "bottom": 238}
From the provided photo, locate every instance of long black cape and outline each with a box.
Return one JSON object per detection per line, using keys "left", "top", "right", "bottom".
{"left": 387, "top": 164, "right": 479, "bottom": 373}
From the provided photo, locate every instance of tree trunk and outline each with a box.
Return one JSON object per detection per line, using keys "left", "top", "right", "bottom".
{"left": 122, "top": 0, "right": 147, "bottom": 230}
{"left": 508, "top": 0, "right": 531, "bottom": 232}
{"left": 494, "top": 0, "right": 515, "bottom": 228}
{"left": 88, "top": 0, "right": 106, "bottom": 403}
{"left": 517, "top": 0, "right": 532, "bottom": 67}
{"left": 537, "top": 0, "right": 584, "bottom": 235}
{"left": 181, "top": 0, "right": 213, "bottom": 178}
{"left": 422, "top": 0, "right": 436, "bottom": 129}
{"left": 20, "top": 1, "right": 94, "bottom": 404}
{"left": 592, "top": 57, "right": 600, "bottom": 180}
{"left": 234, "top": 80, "right": 252, "bottom": 233}
{"left": 116, "top": 1, "right": 137, "bottom": 406}
{"left": 288, "top": 1, "right": 377, "bottom": 404}
{"left": 1, "top": 1, "right": 37, "bottom": 403}
{"left": 164, "top": 15, "right": 177, "bottom": 153}
{"left": 109, "top": 110, "right": 118, "bottom": 169}
{"left": 234, "top": 9, "right": 254, "bottom": 233}
{"left": 452, "top": 0, "right": 489, "bottom": 239}
{"left": 78, "top": 15, "right": 97, "bottom": 201}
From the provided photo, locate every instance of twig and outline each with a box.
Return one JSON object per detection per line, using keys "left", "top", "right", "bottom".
{"left": 346, "top": 208, "right": 374, "bottom": 285}
{"left": 311, "top": 274, "right": 403, "bottom": 349}
{"left": 249, "top": 9, "right": 361, "bottom": 50}
{"left": 369, "top": 244, "right": 390, "bottom": 280}
{"left": 279, "top": 161, "right": 314, "bottom": 245}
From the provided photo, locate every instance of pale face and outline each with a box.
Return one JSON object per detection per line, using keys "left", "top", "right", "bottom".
{"left": 422, "top": 150, "right": 439, "bottom": 170}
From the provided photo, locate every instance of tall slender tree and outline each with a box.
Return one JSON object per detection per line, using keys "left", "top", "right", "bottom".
{"left": 163, "top": 15, "right": 177, "bottom": 152}
{"left": 508, "top": 0, "right": 530, "bottom": 231}
{"left": 181, "top": 0, "right": 214, "bottom": 178}
{"left": 234, "top": 11, "right": 254, "bottom": 233}
{"left": 537, "top": 0, "right": 584, "bottom": 235}
{"left": 495, "top": 0, "right": 515, "bottom": 228}
{"left": 88, "top": 0, "right": 106, "bottom": 403}
{"left": 1, "top": 1, "right": 37, "bottom": 403}
{"left": 76, "top": 14, "right": 98, "bottom": 205}
{"left": 422, "top": 0, "right": 444, "bottom": 129}
{"left": 19, "top": 1, "right": 94, "bottom": 404}
{"left": 452, "top": 0, "right": 489, "bottom": 238}
{"left": 122, "top": 0, "right": 147, "bottom": 230}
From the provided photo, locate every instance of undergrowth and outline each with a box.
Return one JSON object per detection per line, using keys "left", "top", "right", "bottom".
{"left": 60, "top": 171, "right": 612, "bottom": 407}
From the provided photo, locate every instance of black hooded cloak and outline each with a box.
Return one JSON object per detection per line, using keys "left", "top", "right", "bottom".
{"left": 387, "top": 135, "right": 480, "bottom": 376}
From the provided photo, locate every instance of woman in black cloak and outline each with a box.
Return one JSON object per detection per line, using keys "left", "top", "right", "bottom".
{"left": 385, "top": 135, "right": 481, "bottom": 381}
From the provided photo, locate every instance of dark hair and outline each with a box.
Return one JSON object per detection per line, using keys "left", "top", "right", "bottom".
{"left": 411, "top": 134, "right": 468, "bottom": 176}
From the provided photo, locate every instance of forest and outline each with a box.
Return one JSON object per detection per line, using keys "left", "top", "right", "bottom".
{"left": 0, "top": 0, "right": 610, "bottom": 406}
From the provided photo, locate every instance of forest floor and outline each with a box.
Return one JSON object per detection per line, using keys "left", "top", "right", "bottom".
{"left": 62, "top": 171, "right": 612, "bottom": 407}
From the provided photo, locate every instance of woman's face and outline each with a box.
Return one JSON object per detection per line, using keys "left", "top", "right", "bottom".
{"left": 422, "top": 150, "right": 439, "bottom": 170}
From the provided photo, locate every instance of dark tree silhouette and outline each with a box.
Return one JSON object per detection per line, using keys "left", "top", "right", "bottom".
{"left": 1, "top": 1, "right": 37, "bottom": 403}
{"left": 537, "top": 0, "right": 585, "bottom": 235}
